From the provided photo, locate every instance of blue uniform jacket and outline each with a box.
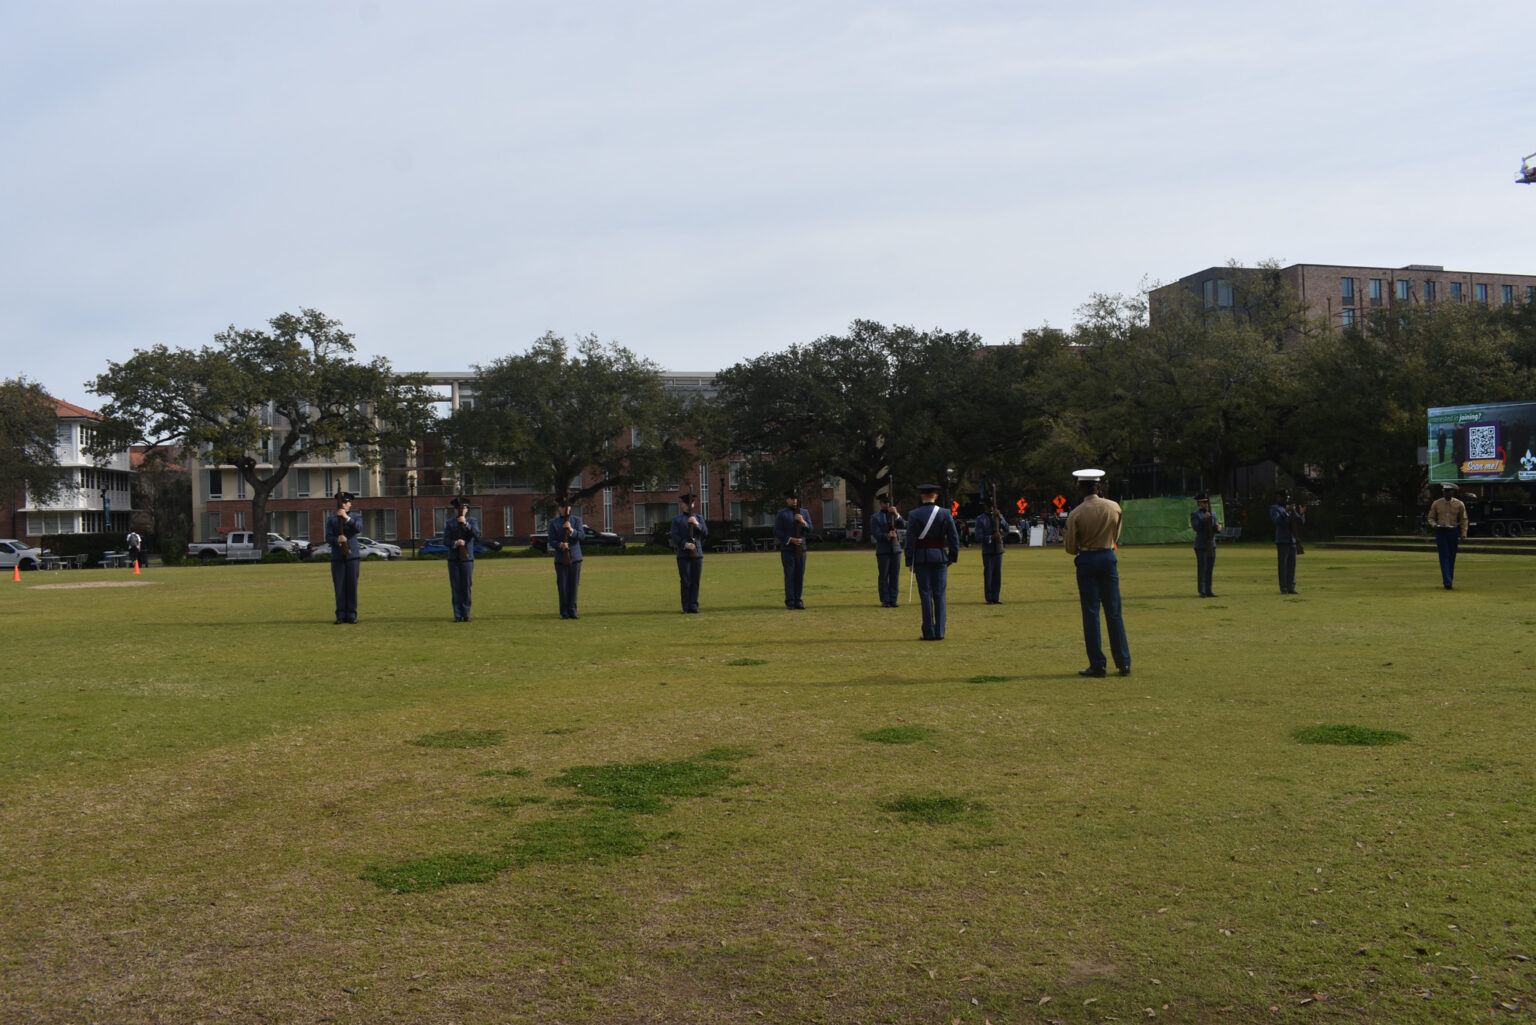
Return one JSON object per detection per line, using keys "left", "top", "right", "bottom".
{"left": 325, "top": 512, "right": 362, "bottom": 560}
{"left": 671, "top": 512, "right": 708, "bottom": 556}
{"left": 871, "top": 510, "right": 904, "bottom": 554}
{"left": 443, "top": 516, "right": 482, "bottom": 560}
{"left": 975, "top": 511, "right": 1005, "bottom": 554}
{"left": 1270, "top": 504, "right": 1304, "bottom": 544}
{"left": 1191, "top": 508, "right": 1218, "bottom": 550}
{"left": 548, "top": 515, "right": 584, "bottom": 561}
{"left": 903, "top": 503, "right": 960, "bottom": 566}
{"left": 773, "top": 506, "right": 813, "bottom": 552}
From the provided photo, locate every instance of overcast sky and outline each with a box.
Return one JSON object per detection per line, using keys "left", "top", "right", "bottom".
{"left": 7, "top": 1, "right": 1535, "bottom": 410}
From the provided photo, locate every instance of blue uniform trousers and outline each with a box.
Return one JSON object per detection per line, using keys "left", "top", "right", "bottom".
{"left": 1276, "top": 543, "right": 1298, "bottom": 593}
{"left": 676, "top": 556, "right": 702, "bottom": 612}
{"left": 914, "top": 562, "right": 948, "bottom": 639}
{"left": 330, "top": 557, "right": 359, "bottom": 622}
{"left": 1195, "top": 547, "right": 1215, "bottom": 595}
{"left": 555, "top": 560, "right": 582, "bottom": 617}
{"left": 876, "top": 551, "right": 901, "bottom": 604}
{"left": 982, "top": 551, "right": 1002, "bottom": 602}
{"left": 780, "top": 548, "right": 806, "bottom": 606}
{"left": 1435, "top": 528, "right": 1460, "bottom": 587}
{"left": 447, "top": 559, "right": 474, "bottom": 620}
{"left": 1074, "top": 549, "right": 1129, "bottom": 671}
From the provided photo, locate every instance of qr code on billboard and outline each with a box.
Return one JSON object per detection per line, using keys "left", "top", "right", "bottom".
{"left": 1467, "top": 425, "right": 1497, "bottom": 460}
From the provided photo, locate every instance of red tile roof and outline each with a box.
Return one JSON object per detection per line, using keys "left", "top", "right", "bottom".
{"left": 50, "top": 397, "right": 102, "bottom": 420}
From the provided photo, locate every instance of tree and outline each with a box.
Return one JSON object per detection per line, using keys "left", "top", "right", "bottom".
{"left": 1, "top": 377, "right": 74, "bottom": 537}
{"left": 89, "top": 309, "right": 436, "bottom": 554}
{"left": 712, "top": 321, "right": 1016, "bottom": 535}
{"left": 1283, "top": 300, "right": 1533, "bottom": 517}
{"left": 442, "top": 334, "right": 690, "bottom": 510}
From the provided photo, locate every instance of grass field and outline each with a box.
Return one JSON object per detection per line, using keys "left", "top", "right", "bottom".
{"left": 2, "top": 543, "right": 1533, "bottom": 1024}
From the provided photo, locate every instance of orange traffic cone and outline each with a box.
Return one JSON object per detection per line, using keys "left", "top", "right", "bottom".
{"left": 12, "top": 564, "right": 19, "bottom": 582}
{"left": 133, "top": 560, "right": 141, "bottom": 575}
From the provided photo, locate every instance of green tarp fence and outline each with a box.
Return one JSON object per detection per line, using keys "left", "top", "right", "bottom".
{"left": 1118, "top": 496, "right": 1225, "bottom": 546}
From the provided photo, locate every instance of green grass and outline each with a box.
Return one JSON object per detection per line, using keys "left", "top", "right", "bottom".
{"left": 1293, "top": 723, "right": 1411, "bottom": 746}
{"left": 2, "top": 545, "right": 1534, "bottom": 1022}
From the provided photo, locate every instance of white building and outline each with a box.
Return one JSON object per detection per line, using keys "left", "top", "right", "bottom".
{"left": 21, "top": 398, "right": 134, "bottom": 539}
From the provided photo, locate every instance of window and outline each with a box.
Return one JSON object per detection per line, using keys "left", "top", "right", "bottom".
{"left": 1450, "top": 282, "right": 1463, "bottom": 301}
{"left": 1395, "top": 280, "right": 1410, "bottom": 301}
{"left": 1476, "top": 283, "right": 1488, "bottom": 304}
{"left": 503, "top": 505, "right": 514, "bottom": 537}
{"left": 1502, "top": 284, "right": 1514, "bottom": 306}
{"left": 234, "top": 511, "right": 246, "bottom": 529}
{"left": 375, "top": 509, "right": 396, "bottom": 540}
{"left": 208, "top": 469, "right": 223, "bottom": 498}
{"left": 1369, "top": 278, "right": 1383, "bottom": 304}
{"left": 1340, "top": 308, "right": 1356, "bottom": 328}
{"left": 1340, "top": 277, "right": 1355, "bottom": 302}
{"left": 1424, "top": 280, "right": 1436, "bottom": 302}
{"left": 1201, "top": 280, "right": 1216, "bottom": 309}
{"left": 1216, "top": 279, "right": 1233, "bottom": 307}
{"left": 1527, "top": 286, "right": 1536, "bottom": 304}
{"left": 236, "top": 474, "right": 247, "bottom": 500}
{"left": 295, "top": 468, "right": 310, "bottom": 498}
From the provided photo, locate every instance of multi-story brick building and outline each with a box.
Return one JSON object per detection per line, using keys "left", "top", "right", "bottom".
{"left": 191, "top": 369, "right": 847, "bottom": 549}
{"left": 1157, "top": 262, "right": 1536, "bottom": 333}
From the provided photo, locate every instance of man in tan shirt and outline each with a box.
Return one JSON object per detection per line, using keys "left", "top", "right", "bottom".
{"left": 1064, "top": 469, "right": 1130, "bottom": 677}
{"left": 1427, "top": 483, "right": 1468, "bottom": 590}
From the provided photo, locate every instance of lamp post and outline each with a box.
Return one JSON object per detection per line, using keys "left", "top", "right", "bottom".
{"left": 408, "top": 472, "right": 418, "bottom": 556}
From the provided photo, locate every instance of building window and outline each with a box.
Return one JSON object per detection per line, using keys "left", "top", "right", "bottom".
{"left": 208, "top": 469, "right": 222, "bottom": 498}
{"left": 376, "top": 509, "right": 397, "bottom": 540}
{"left": 1395, "top": 280, "right": 1410, "bottom": 301}
{"left": 236, "top": 474, "right": 247, "bottom": 500}
{"left": 1476, "top": 283, "right": 1488, "bottom": 304}
{"left": 1369, "top": 278, "right": 1383, "bottom": 305}
{"left": 1423, "top": 280, "right": 1436, "bottom": 302}
{"left": 1450, "top": 282, "right": 1463, "bottom": 301}
{"left": 1202, "top": 280, "right": 1216, "bottom": 309}
{"left": 1340, "top": 277, "right": 1355, "bottom": 303}
{"left": 295, "top": 469, "right": 310, "bottom": 497}
{"left": 1216, "top": 279, "right": 1233, "bottom": 307}
{"left": 1341, "top": 308, "right": 1356, "bottom": 328}
{"left": 234, "top": 511, "right": 246, "bottom": 529}
{"left": 1502, "top": 284, "right": 1514, "bottom": 306}
{"left": 1527, "top": 286, "right": 1535, "bottom": 304}
{"left": 502, "top": 505, "right": 514, "bottom": 538}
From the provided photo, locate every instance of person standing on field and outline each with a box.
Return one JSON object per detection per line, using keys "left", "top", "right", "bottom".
{"left": 1426, "top": 483, "right": 1468, "bottom": 590}
{"left": 1063, "top": 469, "right": 1129, "bottom": 677}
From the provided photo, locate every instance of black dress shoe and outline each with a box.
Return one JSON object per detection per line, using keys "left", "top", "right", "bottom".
{"left": 1118, "top": 666, "right": 1132, "bottom": 676}
{"left": 1079, "top": 667, "right": 1107, "bottom": 678}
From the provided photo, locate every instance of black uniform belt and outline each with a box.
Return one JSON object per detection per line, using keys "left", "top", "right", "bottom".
{"left": 915, "top": 539, "right": 947, "bottom": 549}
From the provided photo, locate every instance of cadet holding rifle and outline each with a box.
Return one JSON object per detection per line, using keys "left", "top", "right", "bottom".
{"left": 774, "top": 489, "right": 812, "bottom": 609}
{"left": 325, "top": 491, "right": 363, "bottom": 624}
{"left": 904, "top": 483, "right": 960, "bottom": 640}
{"left": 871, "top": 493, "right": 904, "bottom": 607}
{"left": 443, "top": 496, "right": 481, "bottom": 622}
{"left": 670, "top": 494, "right": 707, "bottom": 614}
{"left": 549, "top": 498, "right": 584, "bottom": 618}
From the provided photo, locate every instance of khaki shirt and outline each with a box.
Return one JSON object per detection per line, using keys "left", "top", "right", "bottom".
{"left": 1428, "top": 497, "right": 1467, "bottom": 537}
{"left": 1064, "top": 494, "right": 1123, "bottom": 554}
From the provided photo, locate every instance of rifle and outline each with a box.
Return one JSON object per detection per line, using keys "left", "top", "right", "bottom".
{"left": 561, "top": 513, "right": 574, "bottom": 566}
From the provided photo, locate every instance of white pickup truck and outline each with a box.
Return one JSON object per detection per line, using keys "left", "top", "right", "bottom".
{"left": 186, "top": 532, "right": 309, "bottom": 562}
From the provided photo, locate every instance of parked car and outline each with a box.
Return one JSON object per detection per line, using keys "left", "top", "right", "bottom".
{"left": 528, "top": 523, "right": 625, "bottom": 552}
{"left": 0, "top": 539, "right": 44, "bottom": 571}
{"left": 418, "top": 537, "right": 504, "bottom": 556}
{"left": 310, "top": 537, "right": 402, "bottom": 560}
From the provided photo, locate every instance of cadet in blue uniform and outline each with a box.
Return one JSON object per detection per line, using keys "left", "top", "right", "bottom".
{"left": 975, "top": 499, "right": 1004, "bottom": 604}
{"left": 870, "top": 493, "right": 904, "bottom": 607}
{"left": 1190, "top": 491, "right": 1220, "bottom": 598}
{"left": 670, "top": 494, "right": 707, "bottom": 613}
{"left": 903, "top": 483, "right": 960, "bottom": 640}
{"left": 549, "top": 498, "right": 583, "bottom": 618}
{"left": 773, "top": 490, "right": 812, "bottom": 609}
{"left": 1063, "top": 469, "right": 1129, "bottom": 677}
{"left": 442, "top": 496, "right": 481, "bottom": 622}
{"left": 325, "top": 491, "right": 362, "bottom": 624}
{"left": 1269, "top": 490, "right": 1305, "bottom": 595}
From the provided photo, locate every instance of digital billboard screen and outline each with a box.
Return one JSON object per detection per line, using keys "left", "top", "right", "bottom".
{"left": 1427, "top": 400, "right": 1536, "bottom": 484}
